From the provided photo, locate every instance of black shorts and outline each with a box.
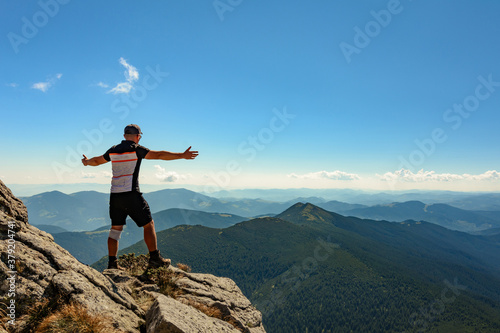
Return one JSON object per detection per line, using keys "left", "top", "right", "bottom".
{"left": 109, "top": 192, "right": 152, "bottom": 227}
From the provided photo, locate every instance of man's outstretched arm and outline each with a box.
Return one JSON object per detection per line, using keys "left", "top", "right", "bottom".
{"left": 82, "top": 155, "right": 108, "bottom": 166}
{"left": 145, "top": 146, "right": 199, "bottom": 161}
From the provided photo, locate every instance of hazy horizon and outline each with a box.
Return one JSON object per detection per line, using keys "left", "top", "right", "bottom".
{"left": 6, "top": 181, "right": 500, "bottom": 199}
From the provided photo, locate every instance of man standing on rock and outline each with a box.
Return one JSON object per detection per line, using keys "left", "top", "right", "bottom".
{"left": 81, "top": 124, "right": 198, "bottom": 270}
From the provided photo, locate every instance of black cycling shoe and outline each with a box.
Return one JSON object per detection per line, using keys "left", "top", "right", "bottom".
{"left": 107, "top": 260, "right": 125, "bottom": 270}
{"left": 148, "top": 250, "right": 171, "bottom": 269}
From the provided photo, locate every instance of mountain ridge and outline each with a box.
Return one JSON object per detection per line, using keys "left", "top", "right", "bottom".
{"left": 93, "top": 201, "right": 500, "bottom": 332}
{"left": 342, "top": 200, "right": 500, "bottom": 232}
{"left": 21, "top": 189, "right": 500, "bottom": 234}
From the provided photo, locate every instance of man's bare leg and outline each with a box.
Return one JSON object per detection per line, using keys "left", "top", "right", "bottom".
{"left": 108, "top": 225, "right": 124, "bottom": 269}
{"left": 143, "top": 220, "right": 170, "bottom": 268}
{"left": 143, "top": 220, "right": 158, "bottom": 252}
{"left": 108, "top": 225, "right": 124, "bottom": 256}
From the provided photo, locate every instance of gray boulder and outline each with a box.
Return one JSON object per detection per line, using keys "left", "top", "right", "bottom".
{"left": 0, "top": 180, "right": 144, "bottom": 332}
{"left": 105, "top": 268, "right": 266, "bottom": 333}
{"left": 0, "top": 179, "right": 27, "bottom": 225}
{"left": 173, "top": 268, "right": 266, "bottom": 332}
{"left": 146, "top": 292, "right": 240, "bottom": 333}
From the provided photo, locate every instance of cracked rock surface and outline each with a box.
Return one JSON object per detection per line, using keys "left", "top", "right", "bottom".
{"left": 174, "top": 269, "right": 266, "bottom": 332}
{"left": 106, "top": 267, "right": 266, "bottom": 333}
{"left": 0, "top": 180, "right": 267, "bottom": 332}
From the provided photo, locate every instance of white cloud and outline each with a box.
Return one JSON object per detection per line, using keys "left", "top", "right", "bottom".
{"left": 120, "top": 57, "right": 139, "bottom": 82}
{"left": 32, "top": 73, "right": 63, "bottom": 92}
{"left": 81, "top": 172, "right": 97, "bottom": 179}
{"left": 96, "top": 81, "right": 109, "bottom": 88}
{"left": 378, "top": 169, "right": 500, "bottom": 182}
{"left": 32, "top": 82, "right": 50, "bottom": 92}
{"left": 80, "top": 171, "right": 112, "bottom": 179}
{"left": 6, "top": 83, "right": 18, "bottom": 88}
{"left": 102, "top": 171, "right": 113, "bottom": 177}
{"left": 288, "top": 170, "right": 361, "bottom": 181}
{"left": 108, "top": 57, "right": 139, "bottom": 94}
{"left": 154, "top": 165, "right": 190, "bottom": 183}
{"left": 109, "top": 82, "right": 133, "bottom": 94}
{"left": 468, "top": 170, "right": 500, "bottom": 181}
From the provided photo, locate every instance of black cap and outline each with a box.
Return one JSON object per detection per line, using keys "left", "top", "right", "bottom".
{"left": 124, "top": 124, "right": 142, "bottom": 135}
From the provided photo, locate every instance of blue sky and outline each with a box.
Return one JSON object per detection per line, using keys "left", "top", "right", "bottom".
{"left": 1, "top": 0, "right": 500, "bottom": 193}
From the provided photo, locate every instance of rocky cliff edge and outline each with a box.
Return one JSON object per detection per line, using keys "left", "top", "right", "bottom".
{"left": 0, "top": 180, "right": 266, "bottom": 333}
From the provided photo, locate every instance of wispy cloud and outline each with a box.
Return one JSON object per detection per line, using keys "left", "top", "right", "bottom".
{"left": 96, "top": 82, "right": 109, "bottom": 88}
{"left": 107, "top": 57, "right": 139, "bottom": 94}
{"left": 81, "top": 172, "right": 96, "bottom": 179}
{"left": 32, "top": 73, "right": 62, "bottom": 92}
{"left": 80, "top": 171, "right": 112, "bottom": 179}
{"left": 6, "top": 83, "right": 18, "bottom": 88}
{"left": 378, "top": 169, "right": 500, "bottom": 182}
{"left": 288, "top": 170, "right": 361, "bottom": 181}
{"left": 154, "top": 165, "right": 190, "bottom": 183}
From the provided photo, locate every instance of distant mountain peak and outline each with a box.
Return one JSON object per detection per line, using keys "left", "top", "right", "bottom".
{"left": 288, "top": 202, "right": 309, "bottom": 209}
{"left": 277, "top": 202, "right": 343, "bottom": 226}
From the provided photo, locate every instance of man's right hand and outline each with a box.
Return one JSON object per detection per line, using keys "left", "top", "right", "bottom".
{"left": 182, "top": 147, "right": 199, "bottom": 160}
